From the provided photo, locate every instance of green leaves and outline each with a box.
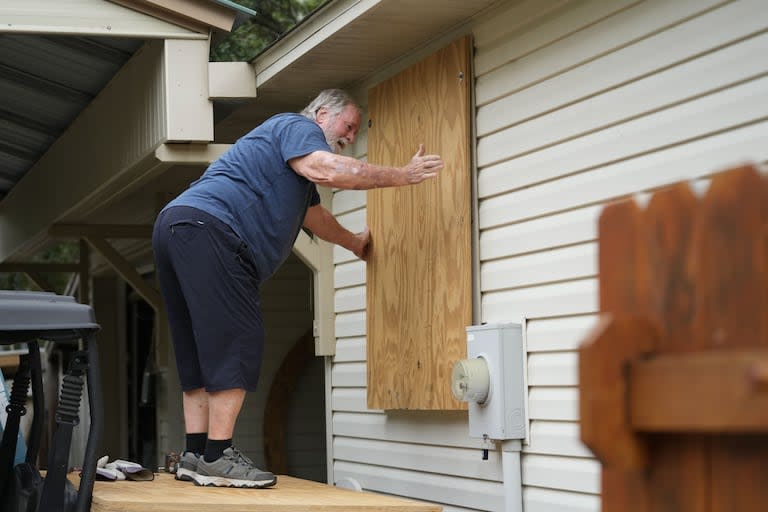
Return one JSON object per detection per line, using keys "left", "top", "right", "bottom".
{"left": 210, "top": 0, "right": 325, "bottom": 62}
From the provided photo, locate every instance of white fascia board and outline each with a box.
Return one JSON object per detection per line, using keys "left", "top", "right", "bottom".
{"left": 164, "top": 39, "right": 214, "bottom": 142}
{"left": 111, "top": 0, "right": 240, "bottom": 33}
{"left": 208, "top": 62, "right": 257, "bottom": 99}
{"left": 0, "top": 39, "right": 214, "bottom": 261}
{"left": 294, "top": 231, "right": 321, "bottom": 270}
{"left": 253, "top": 0, "right": 383, "bottom": 87}
{"left": 292, "top": 187, "right": 337, "bottom": 356}
{"left": 155, "top": 143, "right": 230, "bottom": 164}
{"left": 106, "top": 142, "right": 231, "bottom": 209}
{"left": 0, "top": 0, "right": 206, "bottom": 39}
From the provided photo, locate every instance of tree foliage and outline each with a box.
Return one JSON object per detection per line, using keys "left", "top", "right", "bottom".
{"left": 211, "top": 0, "right": 326, "bottom": 62}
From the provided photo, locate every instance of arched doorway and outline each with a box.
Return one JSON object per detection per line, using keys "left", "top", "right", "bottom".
{"left": 235, "top": 252, "right": 326, "bottom": 482}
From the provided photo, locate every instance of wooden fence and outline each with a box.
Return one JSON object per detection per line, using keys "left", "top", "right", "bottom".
{"left": 580, "top": 164, "right": 768, "bottom": 511}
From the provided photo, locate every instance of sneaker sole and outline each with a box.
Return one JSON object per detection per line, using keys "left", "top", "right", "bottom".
{"left": 175, "top": 468, "right": 198, "bottom": 482}
{"left": 192, "top": 474, "right": 277, "bottom": 488}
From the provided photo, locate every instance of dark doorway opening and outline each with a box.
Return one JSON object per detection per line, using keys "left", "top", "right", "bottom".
{"left": 126, "top": 293, "right": 157, "bottom": 467}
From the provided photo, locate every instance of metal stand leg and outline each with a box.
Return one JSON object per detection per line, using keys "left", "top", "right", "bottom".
{"left": 26, "top": 341, "right": 44, "bottom": 467}
{"left": 75, "top": 335, "right": 101, "bottom": 512}
{"left": 38, "top": 351, "right": 87, "bottom": 512}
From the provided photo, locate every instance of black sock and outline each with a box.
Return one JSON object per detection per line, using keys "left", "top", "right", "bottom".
{"left": 185, "top": 433, "right": 207, "bottom": 455}
{"left": 204, "top": 438, "right": 233, "bottom": 462}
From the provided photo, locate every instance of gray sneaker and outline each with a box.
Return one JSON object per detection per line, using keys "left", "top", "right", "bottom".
{"left": 193, "top": 447, "right": 276, "bottom": 488}
{"left": 175, "top": 451, "right": 201, "bottom": 481}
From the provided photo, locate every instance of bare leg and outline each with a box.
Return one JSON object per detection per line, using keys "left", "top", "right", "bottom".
{"left": 183, "top": 388, "right": 209, "bottom": 433}
{"left": 207, "top": 388, "right": 246, "bottom": 439}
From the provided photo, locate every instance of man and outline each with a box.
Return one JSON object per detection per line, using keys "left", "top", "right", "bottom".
{"left": 152, "top": 89, "right": 444, "bottom": 488}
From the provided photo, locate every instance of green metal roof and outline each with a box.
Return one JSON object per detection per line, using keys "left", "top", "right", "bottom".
{"left": 210, "top": 0, "right": 257, "bottom": 17}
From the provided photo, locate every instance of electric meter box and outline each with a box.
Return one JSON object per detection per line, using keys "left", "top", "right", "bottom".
{"left": 466, "top": 323, "right": 526, "bottom": 440}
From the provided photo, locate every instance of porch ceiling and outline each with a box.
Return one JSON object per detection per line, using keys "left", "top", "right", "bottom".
{"left": 0, "top": 34, "right": 144, "bottom": 200}
{"left": 0, "top": 0, "right": 248, "bottom": 264}
{"left": 0, "top": 0, "right": 224, "bottom": 203}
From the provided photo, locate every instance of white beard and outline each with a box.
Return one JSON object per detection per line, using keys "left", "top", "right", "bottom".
{"left": 326, "top": 136, "right": 348, "bottom": 154}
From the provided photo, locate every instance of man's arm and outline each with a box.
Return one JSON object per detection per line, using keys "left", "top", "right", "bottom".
{"left": 289, "top": 144, "right": 443, "bottom": 190}
{"left": 303, "top": 204, "right": 371, "bottom": 261}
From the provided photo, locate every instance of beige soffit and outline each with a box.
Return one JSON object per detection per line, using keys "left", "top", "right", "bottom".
{"left": 215, "top": 0, "right": 502, "bottom": 139}
{"left": 255, "top": 0, "right": 502, "bottom": 91}
{"left": 108, "top": 0, "right": 243, "bottom": 33}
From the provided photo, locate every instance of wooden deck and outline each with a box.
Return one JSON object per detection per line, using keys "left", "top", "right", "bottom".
{"left": 75, "top": 472, "right": 442, "bottom": 511}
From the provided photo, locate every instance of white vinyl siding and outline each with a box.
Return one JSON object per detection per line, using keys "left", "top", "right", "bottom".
{"left": 476, "top": 0, "right": 768, "bottom": 510}
{"left": 329, "top": 0, "right": 768, "bottom": 510}
{"left": 328, "top": 202, "right": 489, "bottom": 508}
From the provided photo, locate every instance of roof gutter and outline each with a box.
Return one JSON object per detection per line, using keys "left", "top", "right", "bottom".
{"left": 210, "top": 0, "right": 257, "bottom": 17}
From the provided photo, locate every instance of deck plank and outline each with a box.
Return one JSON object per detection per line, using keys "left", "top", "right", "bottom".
{"left": 74, "top": 473, "right": 441, "bottom": 511}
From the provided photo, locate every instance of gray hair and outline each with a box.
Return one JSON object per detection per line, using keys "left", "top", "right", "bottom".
{"left": 300, "top": 89, "right": 359, "bottom": 120}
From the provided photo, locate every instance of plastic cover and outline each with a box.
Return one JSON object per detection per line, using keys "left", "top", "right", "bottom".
{"left": 0, "top": 291, "right": 98, "bottom": 333}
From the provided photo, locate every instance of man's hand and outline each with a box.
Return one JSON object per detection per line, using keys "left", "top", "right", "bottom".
{"left": 353, "top": 227, "right": 371, "bottom": 261}
{"left": 403, "top": 144, "right": 444, "bottom": 184}
{"left": 304, "top": 205, "right": 372, "bottom": 261}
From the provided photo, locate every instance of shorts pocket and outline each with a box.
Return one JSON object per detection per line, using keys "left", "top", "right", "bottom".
{"left": 170, "top": 220, "right": 205, "bottom": 244}
{"left": 234, "top": 241, "right": 260, "bottom": 283}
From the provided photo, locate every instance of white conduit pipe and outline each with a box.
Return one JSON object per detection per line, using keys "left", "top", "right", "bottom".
{"left": 502, "top": 440, "right": 523, "bottom": 512}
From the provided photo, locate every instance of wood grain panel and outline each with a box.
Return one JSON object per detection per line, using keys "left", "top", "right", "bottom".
{"left": 700, "top": 169, "right": 768, "bottom": 512}
{"left": 77, "top": 473, "right": 441, "bottom": 511}
{"left": 366, "top": 36, "right": 472, "bottom": 410}
{"left": 642, "top": 182, "right": 708, "bottom": 512}
{"left": 592, "top": 198, "right": 652, "bottom": 512}
{"left": 630, "top": 350, "right": 768, "bottom": 432}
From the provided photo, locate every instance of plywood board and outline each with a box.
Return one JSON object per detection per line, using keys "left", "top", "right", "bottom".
{"left": 75, "top": 472, "right": 441, "bottom": 511}
{"left": 367, "top": 36, "right": 473, "bottom": 410}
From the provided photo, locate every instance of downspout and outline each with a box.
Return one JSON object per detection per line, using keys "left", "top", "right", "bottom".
{"left": 467, "top": 32, "right": 524, "bottom": 512}
{"left": 502, "top": 440, "right": 523, "bottom": 512}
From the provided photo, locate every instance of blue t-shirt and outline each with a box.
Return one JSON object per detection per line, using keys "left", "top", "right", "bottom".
{"left": 165, "top": 113, "right": 328, "bottom": 280}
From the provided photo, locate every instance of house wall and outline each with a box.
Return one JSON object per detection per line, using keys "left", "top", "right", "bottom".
{"left": 330, "top": 0, "right": 768, "bottom": 510}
